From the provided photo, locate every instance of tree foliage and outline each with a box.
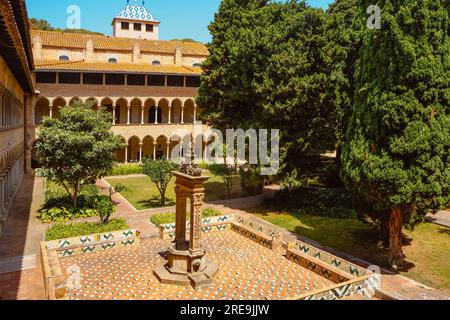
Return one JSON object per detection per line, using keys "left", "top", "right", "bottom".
{"left": 35, "top": 102, "right": 123, "bottom": 207}
{"left": 207, "top": 164, "right": 235, "bottom": 199}
{"left": 341, "top": 0, "right": 450, "bottom": 269}
{"left": 197, "top": 0, "right": 338, "bottom": 175}
{"left": 29, "top": 18, "right": 104, "bottom": 35}
{"left": 142, "top": 159, "right": 179, "bottom": 207}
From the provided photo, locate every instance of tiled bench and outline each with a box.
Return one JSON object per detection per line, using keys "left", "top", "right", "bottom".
{"left": 230, "top": 215, "right": 283, "bottom": 250}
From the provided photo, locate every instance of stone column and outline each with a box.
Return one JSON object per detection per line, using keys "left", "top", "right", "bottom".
{"left": 125, "top": 146, "right": 128, "bottom": 163}
{"left": 193, "top": 106, "right": 197, "bottom": 124}
{"left": 166, "top": 143, "right": 170, "bottom": 160}
{"left": 112, "top": 106, "right": 116, "bottom": 125}
{"left": 174, "top": 186, "right": 187, "bottom": 250}
{"left": 153, "top": 143, "right": 157, "bottom": 160}
{"left": 49, "top": 106, "right": 53, "bottom": 118}
{"left": 139, "top": 143, "right": 143, "bottom": 163}
{"left": 141, "top": 106, "right": 145, "bottom": 125}
{"left": 189, "top": 193, "right": 205, "bottom": 252}
{"left": 181, "top": 106, "right": 185, "bottom": 124}
{"left": 168, "top": 106, "right": 172, "bottom": 124}
{"left": 154, "top": 107, "right": 159, "bottom": 124}
{"left": 127, "top": 106, "right": 131, "bottom": 125}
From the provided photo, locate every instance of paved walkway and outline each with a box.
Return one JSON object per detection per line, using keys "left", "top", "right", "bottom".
{"left": 427, "top": 210, "right": 450, "bottom": 228}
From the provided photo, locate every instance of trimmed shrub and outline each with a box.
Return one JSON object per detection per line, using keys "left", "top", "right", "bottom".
{"left": 264, "top": 186, "right": 356, "bottom": 219}
{"left": 45, "top": 218, "right": 128, "bottom": 241}
{"left": 111, "top": 164, "right": 143, "bottom": 176}
{"left": 240, "top": 165, "right": 264, "bottom": 196}
{"left": 150, "top": 208, "right": 223, "bottom": 226}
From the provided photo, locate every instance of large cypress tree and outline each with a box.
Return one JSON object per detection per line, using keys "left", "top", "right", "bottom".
{"left": 341, "top": 0, "right": 450, "bottom": 269}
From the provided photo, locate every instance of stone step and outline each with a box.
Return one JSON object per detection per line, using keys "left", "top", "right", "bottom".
{"left": 0, "top": 255, "right": 36, "bottom": 274}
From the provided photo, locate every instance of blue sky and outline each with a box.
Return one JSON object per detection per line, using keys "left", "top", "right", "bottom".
{"left": 25, "top": 0, "right": 335, "bottom": 43}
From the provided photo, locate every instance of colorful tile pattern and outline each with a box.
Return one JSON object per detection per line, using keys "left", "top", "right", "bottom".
{"left": 60, "top": 231, "right": 335, "bottom": 300}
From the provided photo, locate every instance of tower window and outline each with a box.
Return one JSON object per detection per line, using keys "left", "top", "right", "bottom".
{"left": 193, "top": 63, "right": 202, "bottom": 67}
{"left": 108, "top": 57, "right": 118, "bottom": 63}
{"left": 121, "top": 22, "right": 129, "bottom": 30}
{"left": 134, "top": 23, "right": 142, "bottom": 31}
{"left": 152, "top": 60, "right": 161, "bottom": 66}
{"left": 59, "top": 55, "right": 70, "bottom": 61}
{"left": 146, "top": 24, "right": 153, "bottom": 32}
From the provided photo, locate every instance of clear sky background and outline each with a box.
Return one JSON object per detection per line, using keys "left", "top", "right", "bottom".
{"left": 25, "top": 0, "right": 335, "bottom": 43}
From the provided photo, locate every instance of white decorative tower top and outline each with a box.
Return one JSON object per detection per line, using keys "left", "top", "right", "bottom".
{"left": 112, "top": 0, "right": 160, "bottom": 40}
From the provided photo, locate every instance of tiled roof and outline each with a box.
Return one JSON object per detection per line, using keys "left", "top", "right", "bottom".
{"left": 34, "top": 60, "right": 203, "bottom": 75}
{"left": 115, "top": 1, "right": 158, "bottom": 23}
{"left": 31, "top": 30, "right": 209, "bottom": 56}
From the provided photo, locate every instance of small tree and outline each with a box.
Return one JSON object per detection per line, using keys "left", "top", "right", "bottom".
{"left": 35, "top": 101, "right": 123, "bottom": 207}
{"left": 142, "top": 158, "right": 179, "bottom": 207}
{"left": 95, "top": 195, "right": 116, "bottom": 224}
{"left": 208, "top": 164, "right": 234, "bottom": 199}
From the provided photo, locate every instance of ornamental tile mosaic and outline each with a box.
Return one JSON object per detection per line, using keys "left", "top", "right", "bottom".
{"left": 116, "top": 1, "right": 158, "bottom": 22}
{"left": 60, "top": 231, "right": 335, "bottom": 300}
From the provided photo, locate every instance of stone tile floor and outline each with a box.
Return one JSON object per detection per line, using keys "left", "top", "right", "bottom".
{"left": 60, "top": 231, "right": 335, "bottom": 300}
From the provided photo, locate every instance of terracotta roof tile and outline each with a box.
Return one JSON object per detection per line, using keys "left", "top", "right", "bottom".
{"left": 34, "top": 60, "right": 203, "bottom": 75}
{"left": 31, "top": 30, "right": 209, "bottom": 56}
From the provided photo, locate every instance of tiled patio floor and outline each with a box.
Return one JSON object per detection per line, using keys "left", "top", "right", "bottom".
{"left": 60, "top": 231, "right": 335, "bottom": 300}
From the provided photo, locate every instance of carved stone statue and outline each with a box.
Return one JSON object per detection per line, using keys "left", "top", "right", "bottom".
{"left": 180, "top": 164, "right": 202, "bottom": 177}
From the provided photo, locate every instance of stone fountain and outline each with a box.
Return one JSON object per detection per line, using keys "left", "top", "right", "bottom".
{"left": 153, "top": 164, "right": 219, "bottom": 289}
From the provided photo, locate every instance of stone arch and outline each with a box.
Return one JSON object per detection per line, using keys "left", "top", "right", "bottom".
{"left": 142, "top": 135, "right": 155, "bottom": 160}
{"left": 127, "top": 135, "right": 141, "bottom": 162}
{"left": 155, "top": 135, "right": 169, "bottom": 160}
{"left": 116, "top": 97, "right": 128, "bottom": 124}
{"left": 144, "top": 98, "right": 157, "bottom": 124}
{"left": 171, "top": 98, "right": 183, "bottom": 124}
{"left": 115, "top": 136, "right": 126, "bottom": 163}
{"left": 130, "top": 97, "right": 142, "bottom": 124}
{"left": 183, "top": 99, "right": 195, "bottom": 123}
{"left": 52, "top": 97, "right": 66, "bottom": 120}
{"left": 35, "top": 97, "right": 50, "bottom": 125}
{"left": 68, "top": 97, "right": 82, "bottom": 106}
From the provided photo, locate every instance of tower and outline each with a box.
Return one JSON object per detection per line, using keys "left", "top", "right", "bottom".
{"left": 112, "top": 0, "right": 160, "bottom": 40}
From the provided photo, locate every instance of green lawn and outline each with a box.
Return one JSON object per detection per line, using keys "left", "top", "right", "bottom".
{"left": 106, "top": 173, "right": 241, "bottom": 210}
{"left": 249, "top": 208, "right": 450, "bottom": 294}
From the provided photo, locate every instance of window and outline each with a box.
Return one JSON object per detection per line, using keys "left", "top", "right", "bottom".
{"left": 127, "top": 74, "right": 146, "bottom": 86}
{"left": 83, "top": 73, "right": 103, "bottom": 85}
{"left": 134, "top": 23, "right": 142, "bottom": 31}
{"left": 146, "top": 24, "right": 153, "bottom": 32}
{"left": 152, "top": 60, "right": 161, "bottom": 66}
{"left": 193, "top": 63, "right": 202, "bottom": 67}
{"left": 121, "top": 22, "right": 129, "bottom": 30}
{"left": 148, "top": 75, "right": 165, "bottom": 87}
{"left": 59, "top": 55, "right": 70, "bottom": 62}
{"left": 105, "top": 74, "right": 125, "bottom": 85}
{"left": 108, "top": 57, "right": 118, "bottom": 63}
{"left": 167, "top": 76, "right": 184, "bottom": 87}
{"left": 36, "top": 72, "right": 57, "bottom": 84}
{"left": 59, "top": 72, "right": 81, "bottom": 84}
{"left": 186, "top": 76, "right": 201, "bottom": 87}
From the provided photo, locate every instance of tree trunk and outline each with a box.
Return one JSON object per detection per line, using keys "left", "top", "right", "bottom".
{"left": 160, "top": 190, "right": 166, "bottom": 207}
{"left": 73, "top": 189, "right": 78, "bottom": 208}
{"left": 388, "top": 208, "right": 404, "bottom": 270}
{"left": 379, "top": 214, "right": 390, "bottom": 244}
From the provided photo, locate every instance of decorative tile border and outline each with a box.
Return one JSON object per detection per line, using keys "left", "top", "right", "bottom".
{"left": 231, "top": 215, "right": 283, "bottom": 250}
{"left": 159, "top": 215, "right": 234, "bottom": 240}
{"left": 286, "top": 240, "right": 367, "bottom": 278}
{"left": 46, "top": 229, "right": 141, "bottom": 258}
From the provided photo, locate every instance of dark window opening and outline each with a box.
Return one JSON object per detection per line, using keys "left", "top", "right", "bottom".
{"left": 134, "top": 23, "right": 142, "bottom": 31}
{"left": 167, "top": 76, "right": 184, "bottom": 87}
{"left": 148, "top": 106, "right": 162, "bottom": 123}
{"left": 148, "top": 75, "right": 165, "bottom": 86}
{"left": 83, "top": 73, "right": 103, "bottom": 85}
{"left": 121, "top": 22, "right": 129, "bottom": 30}
{"left": 146, "top": 24, "right": 154, "bottom": 32}
{"left": 186, "top": 76, "right": 201, "bottom": 87}
{"left": 36, "top": 72, "right": 57, "bottom": 84}
{"left": 108, "top": 57, "right": 118, "bottom": 63}
{"left": 58, "top": 72, "right": 81, "bottom": 84}
{"left": 105, "top": 74, "right": 125, "bottom": 85}
{"left": 127, "top": 74, "right": 146, "bottom": 86}
{"left": 152, "top": 60, "right": 161, "bottom": 66}
{"left": 193, "top": 63, "right": 202, "bottom": 67}
{"left": 59, "top": 55, "right": 70, "bottom": 61}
